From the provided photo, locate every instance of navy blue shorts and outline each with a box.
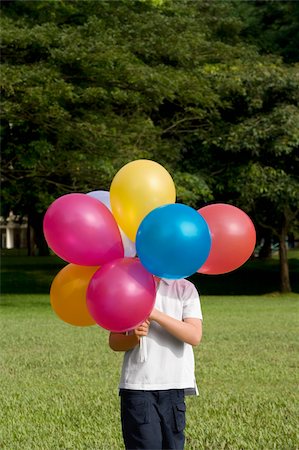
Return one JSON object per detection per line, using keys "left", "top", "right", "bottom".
{"left": 120, "top": 389, "right": 186, "bottom": 450}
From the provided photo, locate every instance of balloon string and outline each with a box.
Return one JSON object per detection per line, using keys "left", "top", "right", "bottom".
{"left": 139, "top": 336, "right": 147, "bottom": 362}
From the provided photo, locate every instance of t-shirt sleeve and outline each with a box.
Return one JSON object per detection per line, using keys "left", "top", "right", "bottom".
{"left": 181, "top": 280, "right": 203, "bottom": 320}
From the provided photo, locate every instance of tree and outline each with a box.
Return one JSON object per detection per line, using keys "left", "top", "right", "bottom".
{"left": 1, "top": 0, "right": 298, "bottom": 292}
{"left": 0, "top": 0, "right": 220, "bottom": 251}
{"left": 184, "top": 59, "right": 299, "bottom": 291}
{"left": 236, "top": 0, "right": 299, "bottom": 63}
{"left": 237, "top": 164, "right": 299, "bottom": 292}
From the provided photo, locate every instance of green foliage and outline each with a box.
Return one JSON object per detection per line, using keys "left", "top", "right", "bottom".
{"left": 0, "top": 0, "right": 235, "bottom": 214}
{"left": 1, "top": 0, "right": 298, "bottom": 288}
{"left": 236, "top": 0, "right": 299, "bottom": 63}
{"left": 173, "top": 171, "right": 213, "bottom": 208}
{"left": 235, "top": 164, "right": 299, "bottom": 236}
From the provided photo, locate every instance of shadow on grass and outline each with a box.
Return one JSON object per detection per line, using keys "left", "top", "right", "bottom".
{"left": 1, "top": 255, "right": 67, "bottom": 295}
{"left": 1, "top": 252, "right": 299, "bottom": 296}
{"left": 190, "top": 255, "right": 299, "bottom": 295}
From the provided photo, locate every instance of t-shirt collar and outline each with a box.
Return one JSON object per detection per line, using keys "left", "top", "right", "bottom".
{"left": 159, "top": 277, "right": 174, "bottom": 285}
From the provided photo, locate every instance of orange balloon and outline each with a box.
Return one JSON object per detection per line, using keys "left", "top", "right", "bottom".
{"left": 50, "top": 264, "right": 99, "bottom": 326}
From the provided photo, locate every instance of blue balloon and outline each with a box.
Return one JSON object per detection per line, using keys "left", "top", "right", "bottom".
{"left": 136, "top": 203, "right": 211, "bottom": 279}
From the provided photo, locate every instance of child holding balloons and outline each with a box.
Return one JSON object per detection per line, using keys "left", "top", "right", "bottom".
{"left": 43, "top": 159, "right": 255, "bottom": 450}
{"left": 109, "top": 277, "right": 203, "bottom": 450}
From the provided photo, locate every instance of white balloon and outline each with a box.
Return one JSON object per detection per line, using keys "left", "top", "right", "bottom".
{"left": 86, "top": 190, "right": 136, "bottom": 257}
{"left": 87, "top": 190, "right": 111, "bottom": 209}
{"left": 119, "top": 228, "right": 137, "bottom": 257}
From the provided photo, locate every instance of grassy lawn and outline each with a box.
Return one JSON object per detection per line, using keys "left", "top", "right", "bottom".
{"left": 1, "top": 252, "right": 299, "bottom": 449}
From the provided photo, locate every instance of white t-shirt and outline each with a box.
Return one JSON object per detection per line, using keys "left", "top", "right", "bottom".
{"left": 119, "top": 278, "right": 203, "bottom": 395}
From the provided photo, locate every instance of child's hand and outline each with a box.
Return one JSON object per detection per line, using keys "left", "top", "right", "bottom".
{"left": 134, "top": 320, "right": 150, "bottom": 338}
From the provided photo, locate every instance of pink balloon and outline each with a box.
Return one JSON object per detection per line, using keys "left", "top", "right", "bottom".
{"left": 198, "top": 204, "right": 256, "bottom": 275}
{"left": 86, "top": 258, "right": 156, "bottom": 332}
{"left": 43, "top": 193, "right": 124, "bottom": 265}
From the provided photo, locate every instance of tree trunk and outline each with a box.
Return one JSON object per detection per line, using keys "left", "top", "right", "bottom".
{"left": 26, "top": 222, "right": 35, "bottom": 256}
{"left": 28, "top": 211, "right": 50, "bottom": 256}
{"left": 278, "top": 225, "right": 291, "bottom": 293}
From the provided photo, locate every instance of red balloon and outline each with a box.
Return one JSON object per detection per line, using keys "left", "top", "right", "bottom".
{"left": 197, "top": 204, "right": 256, "bottom": 275}
{"left": 86, "top": 258, "right": 156, "bottom": 332}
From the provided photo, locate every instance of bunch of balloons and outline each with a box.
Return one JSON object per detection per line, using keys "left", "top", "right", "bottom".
{"left": 43, "top": 159, "right": 256, "bottom": 332}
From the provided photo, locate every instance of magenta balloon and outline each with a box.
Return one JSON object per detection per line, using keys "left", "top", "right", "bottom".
{"left": 86, "top": 258, "right": 156, "bottom": 332}
{"left": 198, "top": 203, "right": 256, "bottom": 275}
{"left": 43, "top": 193, "right": 124, "bottom": 265}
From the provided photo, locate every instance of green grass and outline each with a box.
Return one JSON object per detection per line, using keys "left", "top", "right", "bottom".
{"left": 193, "top": 294, "right": 298, "bottom": 449}
{"left": 1, "top": 253, "right": 299, "bottom": 449}
{"left": 0, "top": 294, "right": 123, "bottom": 449}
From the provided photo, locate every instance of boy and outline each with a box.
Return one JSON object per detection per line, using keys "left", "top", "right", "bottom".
{"left": 109, "top": 277, "right": 203, "bottom": 450}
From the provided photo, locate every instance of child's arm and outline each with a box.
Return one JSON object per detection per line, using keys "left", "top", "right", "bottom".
{"left": 149, "top": 308, "right": 202, "bottom": 346}
{"left": 109, "top": 320, "right": 150, "bottom": 352}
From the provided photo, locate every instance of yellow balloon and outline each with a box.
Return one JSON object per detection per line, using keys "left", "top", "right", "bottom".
{"left": 50, "top": 264, "right": 99, "bottom": 326}
{"left": 110, "top": 160, "right": 176, "bottom": 241}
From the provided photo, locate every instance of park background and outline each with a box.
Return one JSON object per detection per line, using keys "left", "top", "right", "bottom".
{"left": 1, "top": 1, "right": 298, "bottom": 449}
